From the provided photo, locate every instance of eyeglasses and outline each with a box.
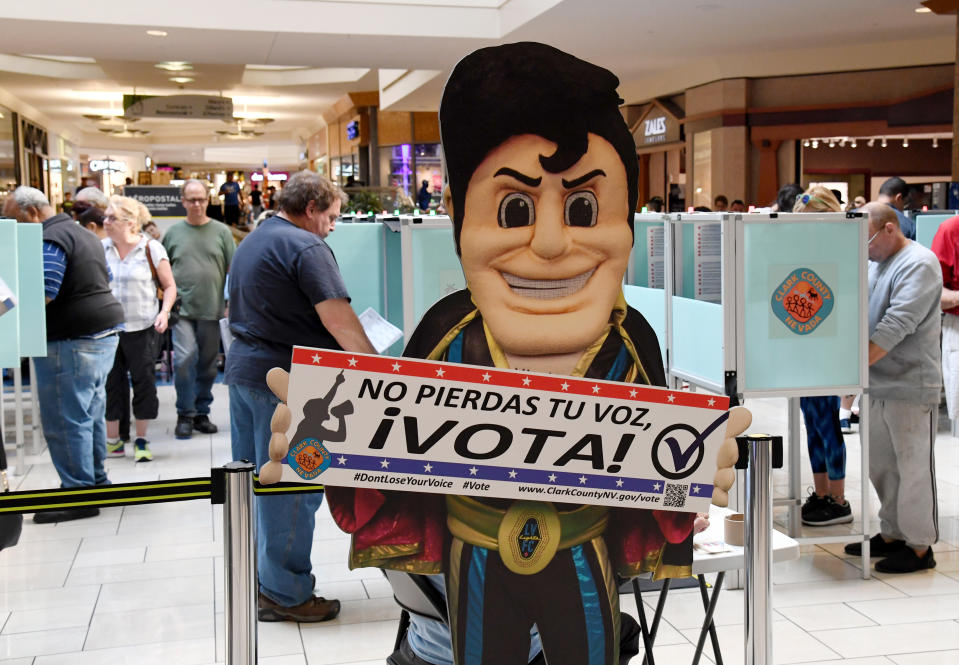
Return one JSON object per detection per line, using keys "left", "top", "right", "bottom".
{"left": 183, "top": 197, "right": 207, "bottom": 205}
{"left": 868, "top": 229, "right": 881, "bottom": 245}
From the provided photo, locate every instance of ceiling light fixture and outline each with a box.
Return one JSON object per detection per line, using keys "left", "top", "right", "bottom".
{"left": 839, "top": 138, "right": 847, "bottom": 147}
{"left": 881, "top": 138, "right": 888, "bottom": 148}
{"left": 146, "top": 29, "right": 168, "bottom": 37}
{"left": 867, "top": 138, "right": 875, "bottom": 147}
{"left": 828, "top": 140, "right": 836, "bottom": 148}
{"left": 811, "top": 140, "right": 819, "bottom": 149}
{"left": 802, "top": 139, "right": 810, "bottom": 147}
{"left": 850, "top": 139, "right": 857, "bottom": 148}
{"left": 915, "top": 7, "right": 932, "bottom": 13}
{"left": 903, "top": 138, "right": 909, "bottom": 148}
{"left": 155, "top": 61, "right": 192, "bottom": 71}
{"left": 934, "top": 137, "right": 940, "bottom": 148}
{"left": 169, "top": 76, "right": 195, "bottom": 84}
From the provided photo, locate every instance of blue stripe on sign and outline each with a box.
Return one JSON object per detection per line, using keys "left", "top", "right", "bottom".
{"left": 571, "top": 544, "right": 605, "bottom": 665}
{"left": 465, "top": 546, "right": 488, "bottom": 665}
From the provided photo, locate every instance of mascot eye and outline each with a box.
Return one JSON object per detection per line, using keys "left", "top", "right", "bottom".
{"left": 565, "top": 191, "right": 597, "bottom": 227}
{"left": 498, "top": 192, "right": 535, "bottom": 228}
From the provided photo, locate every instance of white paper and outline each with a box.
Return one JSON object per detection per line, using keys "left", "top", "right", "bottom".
{"left": 0, "top": 276, "right": 16, "bottom": 319}
{"left": 281, "top": 347, "right": 730, "bottom": 513}
{"left": 358, "top": 307, "right": 403, "bottom": 354}
{"left": 693, "top": 222, "right": 721, "bottom": 303}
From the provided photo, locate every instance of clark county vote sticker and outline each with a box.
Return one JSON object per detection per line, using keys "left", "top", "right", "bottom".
{"left": 288, "top": 438, "right": 332, "bottom": 480}
{"left": 771, "top": 267, "right": 834, "bottom": 335}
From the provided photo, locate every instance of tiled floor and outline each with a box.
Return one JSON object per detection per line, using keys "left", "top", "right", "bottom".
{"left": 3, "top": 384, "right": 959, "bottom": 664}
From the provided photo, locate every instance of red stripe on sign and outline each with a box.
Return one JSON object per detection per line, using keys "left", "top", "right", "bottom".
{"left": 290, "top": 347, "right": 728, "bottom": 410}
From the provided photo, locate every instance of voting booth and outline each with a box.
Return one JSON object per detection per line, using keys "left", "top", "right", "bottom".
{"left": 0, "top": 219, "right": 47, "bottom": 474}
{"left": 915, "top": 210, "right": 957, "bottom": 249}
{"left": 626, "top": 213, "right": 668, "bottom": 359}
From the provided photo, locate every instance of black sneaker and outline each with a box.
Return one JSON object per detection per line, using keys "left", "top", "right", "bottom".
{"left": 175, "top": 415, "right": 193, "bottom": 439}
{"left": 801, "top": 490, "right": 828, "bottom": 519}
{"left": 33, "top": 507, "right": 100, "bottom": 524}
{"left": 845, "top": 533, "right": 906, "bottom": 557}
{"left": 192, "top": 415, "right": 218, "bottom": 434}
{"left": 876, "top": 546, "right": 936, "bottom": 574}
{"left": 803, "top": 496, "right": 853, "bottom": 526}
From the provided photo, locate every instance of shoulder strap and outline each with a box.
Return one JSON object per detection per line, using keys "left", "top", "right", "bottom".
{"left": 144, "top": 240, "right": 160, "bottom": 289}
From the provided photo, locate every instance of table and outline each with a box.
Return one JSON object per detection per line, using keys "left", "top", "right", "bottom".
{"left": 632, "top": 505, "right": 800, "bottom": 665}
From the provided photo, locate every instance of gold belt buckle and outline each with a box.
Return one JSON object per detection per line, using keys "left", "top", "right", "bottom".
{"left": 497, "top": 501, "right": 561, "bottom": 575}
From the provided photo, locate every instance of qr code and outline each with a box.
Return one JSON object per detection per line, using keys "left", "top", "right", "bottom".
{"left": 664, "top": 483, "right": 688, "bottom": 508}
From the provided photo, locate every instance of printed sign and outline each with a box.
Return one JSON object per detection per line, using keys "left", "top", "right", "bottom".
{"left": 124, "top": 186, "right": 187, "bottom": 217}
{"left": 123, "top": 94, "right": 233, "bottom": 120}
{"left": 771, "top": 267, "right": 835, "bottom": 335}
{"left": 281, "top": 348, "right": 730, "bottom": 512}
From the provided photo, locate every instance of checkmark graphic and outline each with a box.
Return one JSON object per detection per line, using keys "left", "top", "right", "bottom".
{"left": 654, "top": 411, "right": 729, "bottom": 479}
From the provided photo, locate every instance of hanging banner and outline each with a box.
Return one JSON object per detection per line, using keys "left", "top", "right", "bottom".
{"left": 281, "top": 347, "right": 730, "bottom": 513}
{"left": 123, "top": 94, "right": 233, "bottom": 120}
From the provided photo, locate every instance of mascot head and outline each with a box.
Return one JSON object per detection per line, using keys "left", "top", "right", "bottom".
{"left": 440, "top": 42, "right": 638, "bottom": 357}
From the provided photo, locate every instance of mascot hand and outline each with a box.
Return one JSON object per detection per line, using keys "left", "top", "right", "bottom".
{"left": 258, "top": 367, "right": 292, "bottom": 485}
{"left": 712, "top": 406, "right": 752, "bottom": 507}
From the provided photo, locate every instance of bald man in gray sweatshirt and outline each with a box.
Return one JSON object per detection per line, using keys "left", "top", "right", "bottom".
{"left": 844, "top": 202, "right": 942, "bottom": 573}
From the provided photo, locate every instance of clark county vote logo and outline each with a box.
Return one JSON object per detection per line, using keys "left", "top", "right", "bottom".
{"left": 288, "top": 438, "right": 332, "bottom": 480}
{"left": 771, "top": 268, "right": 834, "bottom": 335}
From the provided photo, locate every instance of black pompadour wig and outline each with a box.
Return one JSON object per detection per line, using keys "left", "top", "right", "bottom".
{"left": 439, "top": 42, "right": 638, "bottom": 254}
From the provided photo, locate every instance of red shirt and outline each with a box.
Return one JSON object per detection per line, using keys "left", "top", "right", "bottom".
{"left": 931, "top": 214, "right": 959, "bottom": 316}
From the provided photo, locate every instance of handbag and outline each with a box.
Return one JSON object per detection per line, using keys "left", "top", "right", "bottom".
{"left": 0, "top": 428, "right": 23, "bottom": 551}
{"left": 145, "top": 241, "right": 181, "bottom": 326}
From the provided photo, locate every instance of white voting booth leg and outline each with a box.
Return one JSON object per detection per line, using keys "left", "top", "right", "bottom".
{"left": 786, "top": 398, "right": 802, "bottom": 537}
{"left": 28, "top": 359, "right": 43, "bottom": 454}
{"left": 222, "top": 461, "right": 257, "bottom": 665}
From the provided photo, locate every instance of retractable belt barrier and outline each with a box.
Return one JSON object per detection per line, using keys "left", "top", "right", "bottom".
{"left": 0, "top": 468, "right": 325, "bottom": 515}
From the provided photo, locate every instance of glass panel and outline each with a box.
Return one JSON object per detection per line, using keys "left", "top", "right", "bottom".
{"left": 411, "top": 227, "right": 464, "bottom": 324}
{"left": 623, "top": 285, "right": 666, "bottom": 361}
{"left": 671, "top": 295, "right": 723, "bottom": 388}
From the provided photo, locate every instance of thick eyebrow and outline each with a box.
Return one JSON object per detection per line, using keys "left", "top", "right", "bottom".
{"left": 562, "top": 169, "right": 606, "bottom": 189}
{"left": 494, "top": 167, "right": 542, "bottom": 187}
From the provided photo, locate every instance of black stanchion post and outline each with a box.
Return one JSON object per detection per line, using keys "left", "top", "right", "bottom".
{"left": 737, "top": 433, "right": 783, "bottom": 665}
{"left": 214, "top": 461, "right": 257, "bottom": 665}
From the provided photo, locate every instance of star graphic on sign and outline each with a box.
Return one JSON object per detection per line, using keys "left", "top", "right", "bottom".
{"left": 615, "top": 479, "right": 624, "bottom": 487}
{"left": 653, "top": 482, "right": 662, "bottom": 491}
{"left": 311, "top": 354, "right": 322, "bottom": 364}
{"left": 481, "top": 372, "right": 491, "bottom": 382}
{"left": 667, "top": 394, "right": 676, "bottom": 403}
{"left": 692, "top": 485, "right": 701, "bottom": 494}
{"left": 380, "top": 459, "right": 390, "bottom": 469}
{"left": 469, "top": 466, "right": 478, "bottom": 476}
{"left": 424, "top": 463, "right": 433, "bottom": 473}
{"left": 348, "top": 357, "right": 358, "bottom": 367}
{"left": 522, "top": 377, "right": 531, "bottom": 386}
{"left": 337, "top": 456, "right": 348, "bottom": 466}
{"left": 435, "top": 368, "right": 445, "bottom": 377}
{"left": 629, "top": 389, "right": 638, "bottom": 398}
{"left": 560, "top": 382, "right": 570, "bottom": 391}
{"left": 508, "top": 470, "right": 517, "bottom": 479}
{"left": 392, "top": 362, "right": 402, "bottom": 372}
{"left": 579, "top": 475, "right": 588, "bottom": 485}
{"left": 548, "top": 473, "right": 557, "bottom": 482}
{"left": 707, "top": 398, "right": 716, "bottom": 406}
{"left": 591, "top": 385, "right": 600, "bottom": 394}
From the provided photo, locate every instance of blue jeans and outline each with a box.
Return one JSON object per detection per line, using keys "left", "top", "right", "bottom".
{"left": 173, "top": 318, "right": 220, "bottom": 417}
{"left": 33, "top": 335, "right": 119, "bottom": 488}
{"left": 229, "top": 383, "right": 324, "bottom": 606}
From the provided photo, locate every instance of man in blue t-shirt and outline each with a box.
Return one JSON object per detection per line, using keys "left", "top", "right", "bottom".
{"left": 219, "top": 171, "right": 244, "bottom": 226}
{"left": 226, "top": 170, "right": 376, "bottom": 623}
{"left": 877, "top": 176, "right": 916, "bottom": 240}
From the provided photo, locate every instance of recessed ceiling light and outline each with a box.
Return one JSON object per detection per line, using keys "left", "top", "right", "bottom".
{"left": 169, "top": 76, "right": 194, "bottom": 84}
{"left": 915, "top": 7, "right": 932, "bottom": 13}
{"left": 146, "top": 29, "right": 168, "bottom": 37}
{"left": 156, "top": 61, "right": 192, "bottom": 71}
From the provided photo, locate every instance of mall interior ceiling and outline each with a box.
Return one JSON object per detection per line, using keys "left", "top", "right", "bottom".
{"left": 0, "top": 0, "right": 955, "bottom": 176}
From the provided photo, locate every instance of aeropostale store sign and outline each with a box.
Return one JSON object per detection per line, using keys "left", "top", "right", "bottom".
{"left": 281, "top": 348, "right": 729, "bottom": 513}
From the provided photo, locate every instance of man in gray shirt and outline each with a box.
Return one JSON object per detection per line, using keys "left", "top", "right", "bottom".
{"left": 844, "top": 202, "right": 942, "bottom": 573}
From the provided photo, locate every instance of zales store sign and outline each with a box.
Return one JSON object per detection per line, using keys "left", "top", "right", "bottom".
{"left": 633, "top": 104, "right": 681, "bottom": 149}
